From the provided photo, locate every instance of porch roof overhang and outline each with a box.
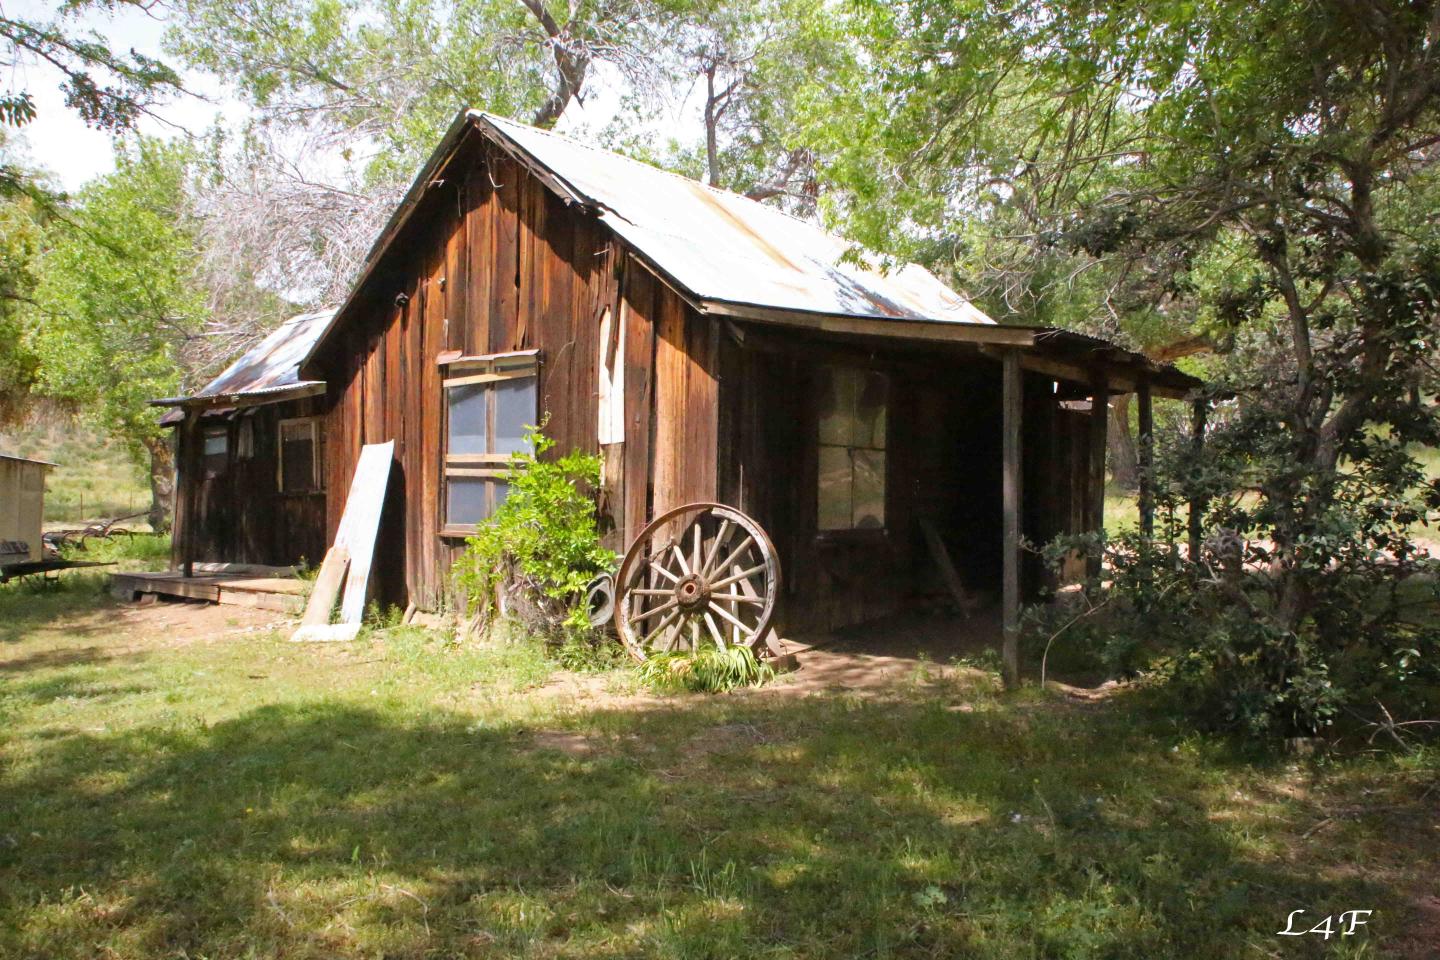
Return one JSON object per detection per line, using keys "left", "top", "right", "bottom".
{"left": 697, "top": 299, "right": 1202, "bottom": 399}
{"left": 151, "top": 381, "right": 327, "bottom": 425}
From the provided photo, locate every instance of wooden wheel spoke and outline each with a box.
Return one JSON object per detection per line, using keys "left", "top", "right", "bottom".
{"left": 630, "top": 588, "right": 674, "bottom": 597}
{"left": 708, "top": 602, "right": 755, "bottom": 637}
{"left": 709, "top": 592, "right": 765, "bottom": 604}
{"left": 700, "top": 519, "right": 731, "bottom": 580}
{"left": 709, "top": 563, "right": 766, "bottom": 591}
{"left": 706, "top": 534, "right": 754, "bottom": 580}
{"left": 649, "top": 609, "right": 681, "bottom": 647}
{"left": 633, "top": 596, "right": 679, "bottom": 621}
{"left": 647, "top": 557, "right": 680, "bottom": 584}
{"left": 702, "top": 610, "right": 726, "bottom": 648}
{"left": 671, "top": 543, "right": 691, "bottom": 576}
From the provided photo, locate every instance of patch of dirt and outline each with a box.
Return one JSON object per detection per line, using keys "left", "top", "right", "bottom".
{"left": 2, "top": 596, "right": 286, "bottom": 673}
{"left": 764, "top": 648, "right": 967, "bottom": 698}
{"left": 1397, "top": 893, "right": 1440, "bottom": 960}
{"left": 528, "top": 671, "right": 664, "bottom": 711}
{"left": 103, "top": 598, "right": 287, "bottom": 652}
{"left": 528, "top": 730, "right": 600, "bottom": 756}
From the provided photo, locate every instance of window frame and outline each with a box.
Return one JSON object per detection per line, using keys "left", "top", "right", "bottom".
{"left": 439, "top": 350, "right": 539, "bottom": 537}
{"left": 276, "top": 416, "right": 323, "bottom": 494}
{"left": 201, "top": 425, "right": 229, "bottom": 479}
{"left": 814, "top": 364, "right": 890, "bottom": 537}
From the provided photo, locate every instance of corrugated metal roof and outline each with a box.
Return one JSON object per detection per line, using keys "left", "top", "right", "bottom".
{"left": 475, "top": 112, "right": 992, "bottom": 325}
{"left": 190, "top": 309, "right": 335, "bottom": 401}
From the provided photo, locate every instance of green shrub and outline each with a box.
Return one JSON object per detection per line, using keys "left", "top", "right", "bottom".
{"left": 636, "top": 643, "right": 775, "bottom": 694}
{"left": 451, "top": 427, "right": 617, "bottom": 647}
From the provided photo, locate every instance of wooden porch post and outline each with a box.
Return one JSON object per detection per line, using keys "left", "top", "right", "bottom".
{"left": 1002, "top": 349, "right": 1022, "bottom": 689}
{"left": 179, "top": 410, "right": 198, "bottom": 578}
{"left": 1137, "top": 377, "right": 1155, "bottom": 538}
{"left": 1188, "top": 397, "right": 1208, "bottom": 563}
{"left": 1087, "top": 366, "right": 1109, "bottom": 578}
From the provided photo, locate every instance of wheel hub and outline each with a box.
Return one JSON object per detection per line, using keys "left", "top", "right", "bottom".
{"left": 675, "top": 574, "right": 710, "bottom": 610}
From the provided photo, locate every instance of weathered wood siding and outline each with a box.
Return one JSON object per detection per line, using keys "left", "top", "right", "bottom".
{"left": 313, "top": 132, "right": 719, "bottom": 609}
{"left": 171, "top": 396, "right": 328, "bottom": 569}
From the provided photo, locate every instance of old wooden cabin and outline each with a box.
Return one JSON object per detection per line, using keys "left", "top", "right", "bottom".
{"left": 161, "top": 110, "right": 1197, "bottom": 645}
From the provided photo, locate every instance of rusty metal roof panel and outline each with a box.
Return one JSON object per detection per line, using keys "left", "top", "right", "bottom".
{"left": 191, "top": 309, "right": 336, "bottom": 400}
{"left": 475, "top": 113, "right": 994, "bottom": 325}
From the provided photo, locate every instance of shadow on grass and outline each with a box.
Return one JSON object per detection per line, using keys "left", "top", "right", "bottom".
{"left": 0, "top": 574, "right": 125, "bottom": 648}
{"left": 0, "top": 686, "right": 1397, "bottom": 959}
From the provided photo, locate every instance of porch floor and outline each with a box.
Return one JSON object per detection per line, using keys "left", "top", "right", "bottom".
{"left": 110, "top": 567, "right": 306, "bottom": 614}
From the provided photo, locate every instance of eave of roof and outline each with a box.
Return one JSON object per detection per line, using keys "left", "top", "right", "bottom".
{"left": 0, "top": 453, "right": 57, "bottom": 467}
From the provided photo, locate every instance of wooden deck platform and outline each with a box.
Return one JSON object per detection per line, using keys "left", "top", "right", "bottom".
{"left": 111, "top": 564, "right": 306, "bottom": 614}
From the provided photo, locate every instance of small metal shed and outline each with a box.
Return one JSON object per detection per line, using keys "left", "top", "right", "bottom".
{"left": 1, "top": 454, "right": 54, "bottom": 565}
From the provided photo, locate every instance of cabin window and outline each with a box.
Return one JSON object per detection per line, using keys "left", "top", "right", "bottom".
{"left": 441, "top": 352, "right": 539, "bottom": 534}
{"left": 202, "top": 426, "right": 228, "bottom": 479}
{"left": 278, "top": 417, "right": 322, "bottom": 493}
{"left": 816, "top": 366, "right": 887, "bottom": 531}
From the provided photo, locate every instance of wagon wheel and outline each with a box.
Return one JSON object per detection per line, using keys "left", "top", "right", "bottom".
{"left": 615, "top": 502, "right": 780, "bottom": 662}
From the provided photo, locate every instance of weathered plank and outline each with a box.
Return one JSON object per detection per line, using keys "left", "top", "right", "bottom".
{"left": 336, "top": 440, "right": 396, "bottom": 623}
{"left": 1002, "top": 348, "right": 1023, "bottom": 689}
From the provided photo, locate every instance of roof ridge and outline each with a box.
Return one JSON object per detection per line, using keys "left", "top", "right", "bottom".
{"left": 471, "top": 110, "right": 831, "bottom": 235}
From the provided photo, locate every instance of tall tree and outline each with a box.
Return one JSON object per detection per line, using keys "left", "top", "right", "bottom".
{"left": 26, "top": 139, "right": 214, "bottom": 530}
{"left": 0, "top": 133, "right": 45, "bottom": 425}
{"left": 821, "top": 0, "right": 1440, "bottom": 731}
{"left": 1, "top": 0, "right": 182, "bottom": 193}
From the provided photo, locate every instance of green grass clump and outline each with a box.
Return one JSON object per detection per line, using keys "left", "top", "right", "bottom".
{"left": 636, "top": 643, "right": 775, "bottom": 693}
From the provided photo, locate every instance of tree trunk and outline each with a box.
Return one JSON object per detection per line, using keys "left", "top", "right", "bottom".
{"left": 703, "top": 66, "right": 722, "bottom": 188}
{"left": 143, "top": 434, "right": 175, "bottom": 534}
{"left": 1108, "top": 392, "right": 1139, "bottom": 491}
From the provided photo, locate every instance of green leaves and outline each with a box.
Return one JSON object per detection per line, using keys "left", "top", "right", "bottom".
{"left": 25, "top": 137, "right": 207, "bottom": 458}
{"left": 452, "top": 428, "right": 616, "bottom": 641}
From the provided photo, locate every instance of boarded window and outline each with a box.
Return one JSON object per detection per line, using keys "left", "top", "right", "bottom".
{"left": 235, "top": 416, "right": 256, "bottom": 460}
{"left": 278, "top": 418, "right": 322, "bottom": 493}
{"left": 202, "top": 427, "right": 228, "bottom": 479}
{"left": 441, "top": 351, "right": 538, "bottom": 534}
{"left": 597, "top": 306, "right": 624, "bottom": 444}
{"left": 816, "top": 367, "right": 887, "bottom": 531}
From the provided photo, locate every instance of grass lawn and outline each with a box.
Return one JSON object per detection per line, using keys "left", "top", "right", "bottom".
{"left": 1, "top": 576, "right": 1436, "bottom": 959}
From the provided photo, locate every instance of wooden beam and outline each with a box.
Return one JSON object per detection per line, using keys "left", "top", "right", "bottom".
{"left": 1137, "top": 377, "right": 1155, "bottom": 538}
{"left": 179, "top": 410, "right": 200, "bottom": 578}
{"left": 703, "top": 301, "right": 1037, "bottom": 348}
{"left": 1002, "top": 348, "right": 1023, "bottom": 689}
{"left": 977, "top": 346, "right": 1195, "bottom": 399}
{"left": 1189, "top": 398, "right": 1208, "bottom": 563}
{"left": 1087, "top": 365, "right": 1109, "bottom": 579}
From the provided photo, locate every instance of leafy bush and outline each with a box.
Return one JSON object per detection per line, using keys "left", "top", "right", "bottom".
{"left": 1027, "top": 442, "right": 1440, "bottom": 741}
{"left": 636, "top": 643, "right": 775, "bottom": 694}
{"left": 451, "top": 428, "right": 616, "bottom": 648}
